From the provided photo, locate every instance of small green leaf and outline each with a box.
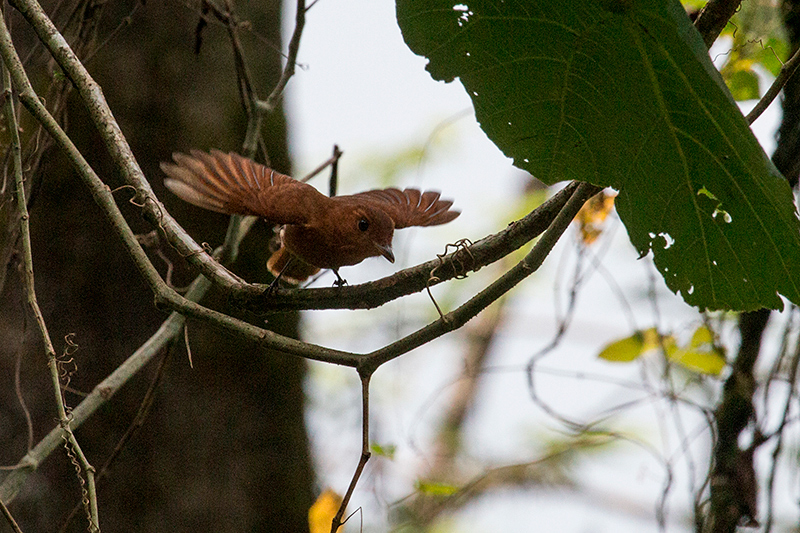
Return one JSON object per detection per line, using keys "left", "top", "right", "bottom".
{"left": 758, "top": 38, "right": 789, "bottom": 77}
{"left": 370, "top": 442, "right": 397, "bottom": 459}
{"left": 723, "top": 68, "right": 760, "bottom": 101}
{"left": 697, "top": 186, "right": 719, "bottom": 201}
{"left": 415, "top": 480, "right": 459, "bottom": 496}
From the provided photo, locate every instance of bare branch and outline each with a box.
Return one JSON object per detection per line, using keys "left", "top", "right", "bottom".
{"left": 693, "top": 0, "right": 741, "bottom": 49}
{"left": 234, "top": 181, "right": 584, "bottom": 312}
{"left": 746, "top": 45, "right": 800, "bottom": 125}
{"left": 0, "top": 496, "right": 23, "bottom": 533}
{"left": 358, "top": 182, "right": 602, "bottom": 374}
{"left": 331, "top": 375, "right": 371, "bottom": 533}
{"left": 8, "top": 0, "right": 246, "bottom": 291}
{"left": 260, "top": 0, "right": 306, "bottom": 114}
{"left": 2, "top": 36, "right": 99, "bottom": 531}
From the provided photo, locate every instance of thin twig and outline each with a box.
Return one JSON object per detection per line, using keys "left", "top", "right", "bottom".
{"left": 301, "top": 145, "right": 342, "bottom": 184}
{"left": 260, "top": 0, "right": 306, "bottom": 114}
{"left": 201, "top": 0, "right": 260, "bottom": 151}
{"left": 222, "top": 0, "right": 256, "bottom": 117}
{"left": 693, "top": 0, "right": 741, "bottom": 49}
{"left": 0, "top": 496, "right": 23, "bottom": 533}
{"left": 13, "top": 339, "right": 34, "bottom": 453}
{"left": 248, "top": 0, "right": 308, "bottom": 157}
{"left": 82, "top": 1, "right": 141, "bottom": 64}
{"left": 330, "top": 374, "right": 371, "bottom": 533}
{"left": 746, "top": 45, "right": 800, "bottom": 124}
{"left": 2, "top": 42, "right": 99, "bottom": 532}
{"left": 58, "top": 344, "right": 174, "bottom": 533}
{"left": 358, "top": 182, "right": 602, "bottom": 374}
{"left": 762, "top": 312, "right": 800, "bottom": 533}
{"left": 327, "top": 144, "right": 341, "bottom": 197}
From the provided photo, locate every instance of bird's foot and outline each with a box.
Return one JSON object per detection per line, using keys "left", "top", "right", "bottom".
{"left": 260, "top": 275, "right": 284, "bottom": 299}
{"left": 332, "top": 270, "right": 348, "bottom": 287}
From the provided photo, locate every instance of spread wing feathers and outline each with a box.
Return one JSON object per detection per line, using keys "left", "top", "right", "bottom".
{"left": 351, "top": 188, "right": 460, "bottom": 229}
{"left": 161, "top": 150, "right": 323, "bottom": 224}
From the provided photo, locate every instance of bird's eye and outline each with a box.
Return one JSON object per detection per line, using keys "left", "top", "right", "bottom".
{"left": 358, "top": 218, "right": 370, "bottom": 232}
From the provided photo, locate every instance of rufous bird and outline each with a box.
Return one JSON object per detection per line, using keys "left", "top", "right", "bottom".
{"left": 161, "top": 150, "right": 460, "bottom": 285}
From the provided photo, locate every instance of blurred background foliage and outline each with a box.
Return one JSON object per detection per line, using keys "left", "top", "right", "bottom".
{"left": 695, "top": 0, "right": 790, "bottom": 101}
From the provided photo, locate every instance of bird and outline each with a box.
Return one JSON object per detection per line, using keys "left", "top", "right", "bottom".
{"left": 161, "top": 149, "right": 460, "bottom": 285}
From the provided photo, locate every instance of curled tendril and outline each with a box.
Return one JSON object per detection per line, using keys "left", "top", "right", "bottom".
{"left": 426, "top": 239, "right": 475, "bottom": 321}
{"left": 57, "top": 334, "right": 79, "bottom": 391}
{"left": 61, "top": 432, "right": 94, "bottom": 531}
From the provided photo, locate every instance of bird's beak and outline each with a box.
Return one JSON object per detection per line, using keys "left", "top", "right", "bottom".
{"left": 375, "top": 243, "right": 395, "bottom": 263}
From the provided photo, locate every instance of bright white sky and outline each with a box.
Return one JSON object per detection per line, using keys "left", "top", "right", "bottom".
{"left": 284, "top": 2, "right": 789, "bottom": 531}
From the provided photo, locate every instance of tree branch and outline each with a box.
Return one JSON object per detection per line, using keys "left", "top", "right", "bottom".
{"left": 2, "top": 41, "right": 99, "bottom": 531}
{"left": 358, "top": 182, "right": 602, "bottom": 375}
{"left": 693, "top": 0, "right": 741, "bottom": 49}
{"left": 0, "top": 7, "right": 362, "bottom": 368}
{"left": 707, "top": 309, "right": 769, "bottom": 532}
{"left": 233, "top": 181, "right": 583, "bottom": 312}
{"left": 0, "top": 496, "right": 22, "bottom": 533}
{"left": 746, "top": 45, "right": 800, "bottom": 125}
{"left": 330, "top": 374, "right": 371, "bottom": 533}
{"left": 259, "top": 0, "right": 305, "bottom": 114}
{"left": 8, "top": 0, "right": 246, "bottom": 291}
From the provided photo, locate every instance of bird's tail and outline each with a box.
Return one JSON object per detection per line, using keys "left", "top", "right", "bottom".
{"left": 267, "top": 246, "right": 321, "bottom": 285}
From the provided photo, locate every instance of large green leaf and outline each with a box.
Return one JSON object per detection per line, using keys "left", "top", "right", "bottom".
{"left": 397, "top": 0, "right": 800, "bottom": 311}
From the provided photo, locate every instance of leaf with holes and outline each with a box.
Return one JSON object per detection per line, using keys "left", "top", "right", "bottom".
{"left": 397, "top": 0, "right": 800, "bottom": 311}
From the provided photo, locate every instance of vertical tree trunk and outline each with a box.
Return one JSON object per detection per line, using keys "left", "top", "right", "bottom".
{"left": 705, "top": 3, "right": 800, "bottom": 530}
{"left": 0, "top": 1, "right": 314, "bottom": 531}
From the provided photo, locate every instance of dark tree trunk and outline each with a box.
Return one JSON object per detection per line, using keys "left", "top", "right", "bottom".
{"left": 0, "top": 1, "right": 314, "bottom": 531}
{"left": 706, "top": 3, "right": 800, "bottom": 530}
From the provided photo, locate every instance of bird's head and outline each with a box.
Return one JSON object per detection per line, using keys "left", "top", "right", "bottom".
{"left": 349, "top": 206, "right": 396, "bottom": 264}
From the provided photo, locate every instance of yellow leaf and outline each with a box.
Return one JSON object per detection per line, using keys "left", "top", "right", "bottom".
{"left": 640, "top": 327, "right": 661, "bottom": 351}
{"left": 598, "top": 331, "right": 646, "bottom": 362}
{"left": 598, "top": 328, "right": 663, "bottom": 363}
{"left": 660, "top": 335, "right": 680, "bottom": 359}
{"left": 669, "top": 348, "right": 726, "bottom": 376}
{"left": 309, "top": 489, "right": 343, "bottom": 533}
{"left": 574, "top": 190, "right": 616, "bottom": 245}
{"left": 690, "top": 325, "right": 714, "bottom": 347}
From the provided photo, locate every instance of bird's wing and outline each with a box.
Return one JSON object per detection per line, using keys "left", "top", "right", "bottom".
{"left": 161, "top": 150, "right": 325, "bottom": 224}
{"left": 348, "top": 188, "right": 460, "bottom": 229}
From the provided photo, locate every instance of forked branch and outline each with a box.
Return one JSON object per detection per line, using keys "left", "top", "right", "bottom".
{"left": 0, "top": 0, "right": 604, "bottom": 521}
{"left": 2, "top": 38, "right": 99, "bottom": 531}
